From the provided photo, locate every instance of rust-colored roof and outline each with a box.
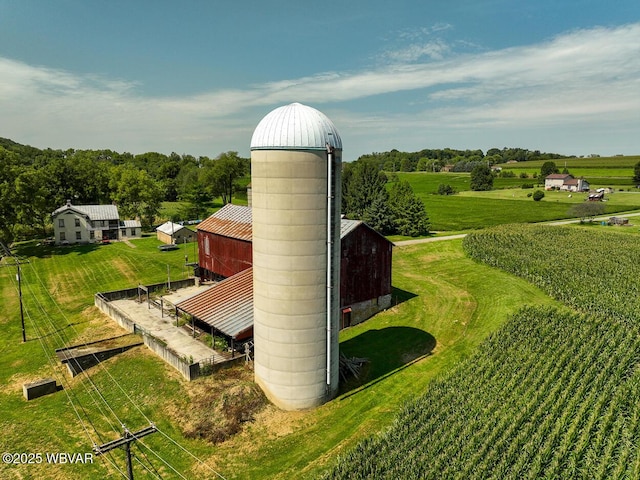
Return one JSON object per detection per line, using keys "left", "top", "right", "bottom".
{"left": 176, "top": 267, "right": 253, "bottom": 339}
{"left": 197, "top": 204, "right": 252, "bottom": 241}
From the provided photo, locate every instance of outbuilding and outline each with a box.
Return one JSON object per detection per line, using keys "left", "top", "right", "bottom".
{"left": 156, "top": 221, "right": 196, "bottom": 245}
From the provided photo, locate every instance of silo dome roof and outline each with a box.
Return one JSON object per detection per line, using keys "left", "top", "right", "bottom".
{"left": 250, "top": 102, "right": 342, "bottom": 151}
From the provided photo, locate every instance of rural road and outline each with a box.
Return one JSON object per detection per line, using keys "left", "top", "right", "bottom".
{"left": 394, "top": 211, "right": 640, "bottom": 247}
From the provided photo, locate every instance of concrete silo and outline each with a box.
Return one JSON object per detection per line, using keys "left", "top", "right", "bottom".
{"left": 250, "top": 102, "right": 342, "bottom": 410}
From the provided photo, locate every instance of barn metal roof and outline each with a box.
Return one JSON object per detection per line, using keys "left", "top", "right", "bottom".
{"left": 250, "top": 102, "right": 342, "bottom": 151}
{"left": 176, "top": 268, "right": 253, "bottom": 339}
{"left": 197, "top": 204, "right": 252, "bottom": 241}
{"left": 340, "top": 219, "right": 362, "bottom": 238}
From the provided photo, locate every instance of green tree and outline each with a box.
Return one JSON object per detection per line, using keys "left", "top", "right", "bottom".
{"left": 109, "top": 166, "right": 163, "bottom": 227}
{"left": 361, "top": 190, "right": 395, "bottom": 235}
{"left": 568, "top": 202, "right": 606, "bottom": 223}
{"left": 540, "top": 161, "right": 558, "bottom": 178}
{"left": 470, "top": 164, "right": 494, "bottom": 191}
{"left": 201, "top": 151, "right": 247, "bottom": 204}
{"left": 342, "top": 161, "right": 388, "bottom": 218}
{"left": 388, "top": 180, "right": 430, "bottom": 237}
{"left": 532, "top": 190, "right": 545, "bottom": 201}
{"left": 633, "top": 161, "right": 640, "bottom": 184}
{"left": 0, "top": 146, "right": 20, "bottom": 242}
{"left": 13, "top": 168, "right": 51, "bottom": 238}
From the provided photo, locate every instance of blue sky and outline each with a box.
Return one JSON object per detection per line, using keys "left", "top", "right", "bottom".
{"left": 1, "top": 1, "right": 639, "bottom": 160}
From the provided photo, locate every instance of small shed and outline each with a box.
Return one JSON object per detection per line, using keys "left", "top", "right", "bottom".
{"left": 156, "top": 222, "right": 196, "bottom": 245}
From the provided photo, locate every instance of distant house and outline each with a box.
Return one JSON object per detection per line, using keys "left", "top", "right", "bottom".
{"left": 51, "top": 201, "right": 141, "bottom": 245}
{"left": 545, "top": 174, "right": 589, "bottom": 192}
{"left": 156, "top": 221, "right": 196, "bottom": 245}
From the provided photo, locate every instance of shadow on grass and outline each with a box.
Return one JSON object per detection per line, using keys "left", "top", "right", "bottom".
{"left": 14, "top": 241, "right": 102, "bottom": 258}
{"left": 339, "top": 326, "right": 435, "bottom": 398}
{"left": 390, "top": 286, "right": 418, "bottom": 307}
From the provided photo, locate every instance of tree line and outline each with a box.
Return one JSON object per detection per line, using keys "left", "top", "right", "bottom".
{"left": 0, "top": 138, "right": 248, "bottom": 243}
{"left": 357, "top": 147, "right": 570, "bottom": 173}
{"left": 1, "top": 137, "right": 578, "bottom": 244}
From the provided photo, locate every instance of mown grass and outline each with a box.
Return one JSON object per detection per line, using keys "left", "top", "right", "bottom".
{"left": 395, "top": 172, "right": 640, "bottom": 231}
{"left": 0, "top": 237, "right": 557, "bottom": 479}
{"left": 175, "top": 239, "right": 559, "bottom": 479}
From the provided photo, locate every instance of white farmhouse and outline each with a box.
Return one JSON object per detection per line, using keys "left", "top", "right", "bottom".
{"left": 52, "top": 201, "right": 141, "bottom": 245}
{"left": 544, "top": 174, "right": 590, "bottom": 192}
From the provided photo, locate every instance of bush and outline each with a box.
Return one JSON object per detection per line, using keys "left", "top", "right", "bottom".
{"left": 521, "top": 183, "right": 534, "bottom": 189}
{"left": 437, "top": 184, "right": 456, "bottom": 195}
{"left": 533, "top": 190, "right": 545, "bottom": 201}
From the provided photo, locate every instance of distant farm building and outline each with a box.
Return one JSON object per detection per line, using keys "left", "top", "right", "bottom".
{"left": 52, "top": 201, "right": 141, "bottom": 245}
{"left": 191, "top": 204, "right": 393, "bottom": 333}
{"left": 545, "top": 174, "right": 590, "bottom": 192}
{"left": 156, "top": 221, "right": 196, "bottom": 245}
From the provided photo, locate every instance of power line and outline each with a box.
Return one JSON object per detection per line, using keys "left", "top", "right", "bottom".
{"left": 23, "top": 258, "right": 227, "bottom": 479}
{"left": 8, "top": 277, "right": 127, "bottom": 479}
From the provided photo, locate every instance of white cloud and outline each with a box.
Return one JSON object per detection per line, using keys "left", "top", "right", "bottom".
{"left": 0, "top": 23, "right": 639, "bottom": 156}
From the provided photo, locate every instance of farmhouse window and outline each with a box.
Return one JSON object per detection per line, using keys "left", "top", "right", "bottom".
{"left": 90, "top": 231, "right": 95, "bottom": 240}
{"left": 75, "top": 218, "right": 80, "bottom": 227}
{"left": 76, "top": 231, "right": 81, "bottom": 240}
{"left": 60, "top": 232, "right": 66, "bottom": 241}
{"left": 58, "top": 219, "right": 65, "bottom": 228}
{"left": 130, "top": 229, "right": 135, "bottom": 236}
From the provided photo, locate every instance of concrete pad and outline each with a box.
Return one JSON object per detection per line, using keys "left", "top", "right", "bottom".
{"left": 111, "top": 291, "right": 228, "bottom": 364}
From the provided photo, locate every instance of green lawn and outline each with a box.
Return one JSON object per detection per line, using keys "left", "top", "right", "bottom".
{"left": 394, "top": 172, "right": 640, "bottom": 231}
{"left": 0, "top": 237, "right": 557, "bottom": 479}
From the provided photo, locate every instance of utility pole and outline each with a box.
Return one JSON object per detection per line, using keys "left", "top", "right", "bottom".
{"left": 0, "top": 241, "right": 28, "bottom": 342}
{"left": 17, "top": 264, "right": 25, "bottom": 342}
{"left": 93, "top": 424, "right": 157, "bottom": 480}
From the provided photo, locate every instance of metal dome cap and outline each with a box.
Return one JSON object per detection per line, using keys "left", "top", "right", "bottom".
{"left": 250, "top": 102, "right": 342, "bottom": 151}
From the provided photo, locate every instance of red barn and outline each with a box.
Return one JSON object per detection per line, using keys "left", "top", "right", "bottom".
{"left": 196, "top": 204, "right": 252, "bottom": 280}
{"left": 192, "top": 205, "right": 393, "bottom": 332}
{"left": 340, "top": 219, "right": 393, "bottom": 328}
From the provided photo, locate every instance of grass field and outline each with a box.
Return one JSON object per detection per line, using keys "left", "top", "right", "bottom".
{"left": 394, "top": 171, "right": 640, "bottom": 231}
{"left": 0, "top": 236, "right": 556, "bottom": 479}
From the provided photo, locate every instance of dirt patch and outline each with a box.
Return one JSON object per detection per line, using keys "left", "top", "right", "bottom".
{"left": 165, "top": 365, "right": 268, "bottom": 444}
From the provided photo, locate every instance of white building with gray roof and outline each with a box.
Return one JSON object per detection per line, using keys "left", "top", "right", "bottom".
{"left": 52, "top": 200, "right": 141, "bottom": 245}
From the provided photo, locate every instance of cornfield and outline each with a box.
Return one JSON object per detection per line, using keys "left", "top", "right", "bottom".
{"left": 320, "top": 225, "right": 640, "bottom": 479}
